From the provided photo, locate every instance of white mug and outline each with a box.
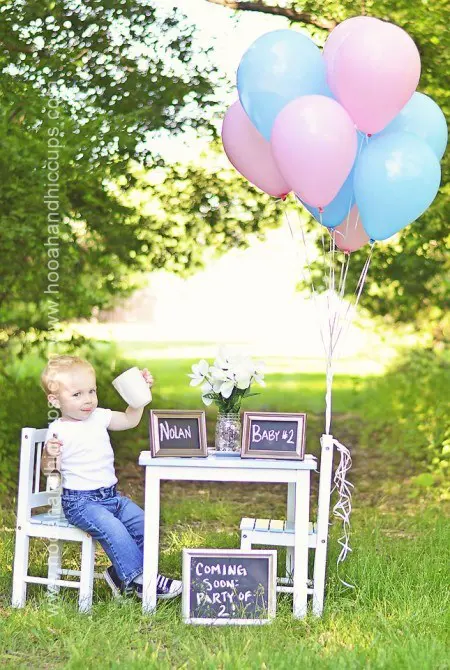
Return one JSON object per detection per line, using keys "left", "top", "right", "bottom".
{"left": 112, "top": 367, "right": 152, "bottom": 409}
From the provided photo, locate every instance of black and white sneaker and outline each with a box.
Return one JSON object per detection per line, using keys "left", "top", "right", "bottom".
{"left": 131, "top": 574, "right": 182, "bottom": 600}
{"left": 103, "top": 565, "right": 135, "bottom": 599}
{"left": 156, "top": 574, "right": 182, "bottom": 600}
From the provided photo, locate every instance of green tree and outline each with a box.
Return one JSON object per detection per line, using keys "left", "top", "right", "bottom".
{"left": 0, "top": 0, "right": 282, "bottom": 345}
{"left": 206, "top": 0, "right": 449, "bottom": 326}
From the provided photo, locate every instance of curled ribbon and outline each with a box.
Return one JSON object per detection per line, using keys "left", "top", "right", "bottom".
{"left": 331, "top": 437, "right": 355, "bottom": 589}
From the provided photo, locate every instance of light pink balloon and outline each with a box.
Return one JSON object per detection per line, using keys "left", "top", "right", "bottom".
{"left": 329, "top": 19, "right": 421, "bottom": 134}
{"left": 221, "top": 101, "right": 290, "bottom": 198}
{"left": 333, "top": 205, "right": 369, "bottom": 252}
{"left": 324, "top": 16, "right": 380, "bottom": 89}
{"left": 271, "top": 95, "right": 357, "bottom": 208}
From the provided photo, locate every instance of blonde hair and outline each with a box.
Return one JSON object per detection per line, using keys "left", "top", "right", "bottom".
{"left": 41, "top": 355, "right": 95, "bottom": 396}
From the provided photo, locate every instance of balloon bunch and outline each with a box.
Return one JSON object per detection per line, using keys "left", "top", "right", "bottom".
{"left": 222, "top": 19, "right": 448, "bottom": 583}
{"left": 222, "top": 18, "right": 447, "bottom": 250}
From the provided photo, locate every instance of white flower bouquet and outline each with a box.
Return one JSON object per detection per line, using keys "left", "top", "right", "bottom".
{"left": 188, "top": 348, "right": 265, "bottom": 414}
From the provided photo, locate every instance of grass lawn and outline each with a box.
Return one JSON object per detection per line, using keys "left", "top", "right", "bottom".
{"left": 0, "top": 346, "right": 448, "bottom": 668}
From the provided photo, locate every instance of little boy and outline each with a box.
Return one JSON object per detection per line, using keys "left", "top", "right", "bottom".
{"left": 41, "top": 355, "right": 182, "bottom": 600}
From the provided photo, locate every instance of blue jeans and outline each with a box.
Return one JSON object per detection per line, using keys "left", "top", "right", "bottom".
{"left": 61, "top": 484, "right": 144, "bottom": 587}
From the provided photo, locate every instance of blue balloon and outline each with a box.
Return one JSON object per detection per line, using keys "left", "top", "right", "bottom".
{"left": 354, "top": 132, "right": 441, "bottom": 241}
{"left": 300, "top": 132, "right": 366, "bottom": 228}
{"left": 379, "top": 92, "right": 448, "bottom": 160}
{"left": 237, "top": 30, "right": 331, "bottom": 141}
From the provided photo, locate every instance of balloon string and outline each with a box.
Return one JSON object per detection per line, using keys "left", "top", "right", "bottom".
{"left": 329, "top": 251, "right": 350, "bottom": 362}
{"left": 327, "top": 235, "right": 339, "bottom": 378}
{"left": 338, "top": 245, "right": 373, "bottom": 348}
{"left": 325, "top": 357, "right": 333, "bottom": 435}
{"left": 337, "top": 249, "right": 346, "bottom": 296}
{"left": 343, "top": 132, "right": 365, "bottom": 237}
{"left": 339, "top": 253, "right": 351, "bottom": 301}
{"left": 332, "top": 244, "right": 374, "bottom": 357}
{"left": 324, "top": 246, "right": 370, "bottom": 589}
{"left": 284, "top": 206, "right": 327, "bottom": 356}
{"left": 288, "top": 198, "right": 369, "bottom": 589}
{"left": 320, "top": 217, "right": 328, "bottom": 292}
{"left": 320, "top": 214, "right": 332, "bottom": 354}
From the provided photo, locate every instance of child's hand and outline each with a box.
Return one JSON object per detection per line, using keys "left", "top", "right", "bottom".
{"left": 43, "top": 434, "right": 63, "bottom": 474}
{"left": 45, "top": 434, "right": 63, "bottom": 458}
{"left": 140, "top": 368, "right": 154, "bottom": 387}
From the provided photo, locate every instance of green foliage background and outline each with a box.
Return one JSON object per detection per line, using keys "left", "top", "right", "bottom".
{"left": 354, "top": 347, "right": 450, "bottom": 493}
{"left": 0, "top": 1, "right": 448, "bottom": 496}
{"left": 0, "top": 0, "right": 448, "bottom": 343}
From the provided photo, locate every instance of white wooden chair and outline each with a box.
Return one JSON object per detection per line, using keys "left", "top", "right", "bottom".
{"left": 11, "top": 427, "right": 105, "bottom": 613}
{"left": 240, "top": 433, "right": 335, "bottom": 616}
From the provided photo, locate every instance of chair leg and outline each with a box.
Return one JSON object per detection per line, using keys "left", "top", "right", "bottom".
{"left": 12, "top": 531, "right": 30, "bottom": 608}
{"left": 286, "top": 547, "right": 294, "bottom": 581}
{"left": 47, "top": 539, "right": 63, "bottom": 596}
{"left": 286, "top": 483, "right": 295, "bottom": 581}
{"left": 240, "top": 532, "right": 252, "bottom": 551}
{"left": 78, "top": 536, "right": 96, "bottom": 613}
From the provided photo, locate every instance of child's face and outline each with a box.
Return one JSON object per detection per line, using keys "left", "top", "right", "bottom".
{"left": 49, "top": 367, "right": 98, "bottom": 421}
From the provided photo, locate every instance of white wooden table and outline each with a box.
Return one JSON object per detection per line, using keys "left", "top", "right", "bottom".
{"left": 138, "top": 452, "right": 318, "bottom": 618}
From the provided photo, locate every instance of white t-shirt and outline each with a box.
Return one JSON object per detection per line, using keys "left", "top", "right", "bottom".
{"left": 46, "top": 407, "right": 118, "bottom": 491}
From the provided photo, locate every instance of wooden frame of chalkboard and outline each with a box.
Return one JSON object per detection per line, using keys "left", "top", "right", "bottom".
{"left": 149, "top": 410, "right": 208, "bottom": 458}
{"left": 241, "top": 412, "right": 307, "bottom": 460}
{"left": 182, "top": 548, "right": 277, "bottom": 625}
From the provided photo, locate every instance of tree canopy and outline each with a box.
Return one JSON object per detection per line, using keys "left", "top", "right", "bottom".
{"left": 0, "top": 0, "right": 448, "bottom": 347}
{"left": 0, "top": 0, "right": 282, "bottom": 345}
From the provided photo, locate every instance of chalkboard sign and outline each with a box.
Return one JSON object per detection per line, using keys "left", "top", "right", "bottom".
{"left": 241, "top": 412, "right": 306, "bottom": 460}
{"left": 149, "top": 410, "right": 207, "bottom": 457}
{"left": 182, "top": 549, "right": 277, "bottom": 625}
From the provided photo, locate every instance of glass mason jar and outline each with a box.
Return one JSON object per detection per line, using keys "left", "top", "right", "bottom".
{"left": 214, "top": 412, "right": 241, "bottom": 454}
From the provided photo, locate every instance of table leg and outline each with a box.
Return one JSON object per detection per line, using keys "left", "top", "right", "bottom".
{"left": 142, "top": 468, "right": 160, "bottom": 614}
{"left": 286, "top": 483, "right": 295, "bottom": 579}
{"left": 293, "top": 471, "right": 310, "bottom": 618}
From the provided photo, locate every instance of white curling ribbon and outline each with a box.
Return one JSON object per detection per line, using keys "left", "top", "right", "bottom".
{"left": 331, "top": 438, "right": 355, "bottom": 589}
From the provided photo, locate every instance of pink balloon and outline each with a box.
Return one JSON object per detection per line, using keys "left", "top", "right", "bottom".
{"left": 271, "top": 95, "right": 357, "bottom": 208}
{"left": 329, "top": 19, "right": 421, "bottom": 134}
{"left": 221, "top": 101, "right": 290, "bottom": 198}
{"left": 324, "top": 17, "right": 379, "bottom": 88}
{"left": 333, "top": 205, "right": 369, "bottom": 252}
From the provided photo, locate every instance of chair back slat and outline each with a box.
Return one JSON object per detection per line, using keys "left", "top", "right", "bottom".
{"left": 17, "top": 429, "right": 38, "bottom": 524}
{"left": 32, "top": 429, "right": 63, "bottom": 508}
{"left": 33, "top": 428, "right": 50, "bottom": 442}
{"left": 16, "top": 427, "right": 61, "bottom": 524}
{"left": 33, "top": 441, "right": 44, "bottom": 494}
{"left": 31, "top": 491, "right": 61, "bottom": 508}
{"left": 32, "top": 429, "right": 49, "bottom": 493}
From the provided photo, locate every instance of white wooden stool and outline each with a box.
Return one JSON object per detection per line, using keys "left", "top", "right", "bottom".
{"left": 12, "top": 428, "right": 105, "bottom": 613}
{"left": 240, "top": 434, "right": 335, "bottom": 615}
{"left": 240, "top": 518, "right": 317, "bottom": 590}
